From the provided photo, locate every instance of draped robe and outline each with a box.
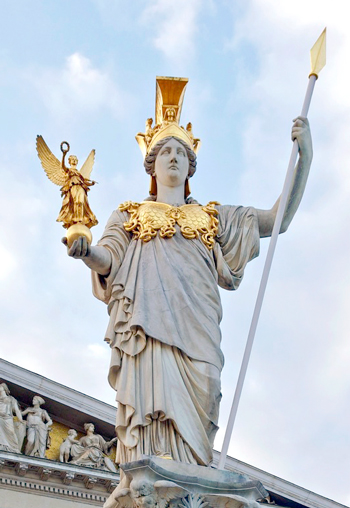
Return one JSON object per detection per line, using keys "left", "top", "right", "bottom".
{"left": 0, "top": 395, "right": 21, "bottom": 453}
{"left": 92, "top": 204, "right": 259, "bottom": 466}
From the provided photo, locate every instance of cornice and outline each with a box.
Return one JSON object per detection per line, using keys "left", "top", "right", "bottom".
{"left": 0, "top": 450, "right": 119, "bottom": 504}
{"left": 0, "top": 358, "right": 116, "bottom": 425}
{"left": 212, "top": 452, "right": 347, "bottom": 508}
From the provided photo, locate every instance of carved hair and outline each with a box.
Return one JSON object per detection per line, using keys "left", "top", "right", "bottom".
{"left": 144, "top": 136, "right": 198, "bottom": 204}
{"left": 84, "top": 423, "right": 94, "bottom": 432}
{"left": 144, "top": 136, "right": 196, "bottom": 178}
{"left": 33, "top": 395, "right": 45, "bottom": 406}
{"left": 0, "top": 383, "right": 10, "bottom": 395}
{"left": 68, "top": 155, "right": 78, "bottom": 164}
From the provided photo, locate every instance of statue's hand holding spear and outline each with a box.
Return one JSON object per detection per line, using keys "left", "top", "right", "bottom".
{"left": 218, "top": 28, "right": 326, "bottom": 470}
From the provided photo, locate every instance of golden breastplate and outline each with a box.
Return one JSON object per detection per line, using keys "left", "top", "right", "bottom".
{"left": 119, "top": 201, "right": 220, "bottom": 250}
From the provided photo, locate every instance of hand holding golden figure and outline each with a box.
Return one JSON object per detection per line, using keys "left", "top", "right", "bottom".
{"left": 36, "top": 135, "right": 98, "bottom": 247}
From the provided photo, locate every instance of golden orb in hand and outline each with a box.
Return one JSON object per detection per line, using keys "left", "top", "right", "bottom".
{"left": 66, "top": 224, "right": 92, "bottom": 248}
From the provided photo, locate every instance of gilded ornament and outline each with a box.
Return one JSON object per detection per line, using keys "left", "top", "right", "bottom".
{"left": 119, "top": 201, "right": 220, "bottom": 250}
{"left": 135, "top": 77, "right": 201, "bottom": 158}
{"left": 36, "top": 136, "right": 98, "bottom": 247}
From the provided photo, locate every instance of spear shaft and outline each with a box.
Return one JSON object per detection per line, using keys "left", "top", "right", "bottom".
{"left": 218, "top": 29, "right": 326, "bottom": 471}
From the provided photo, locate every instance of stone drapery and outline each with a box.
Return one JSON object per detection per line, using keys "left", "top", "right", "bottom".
{"left": 92, "top": 204, "right": 259, "bottom": 466}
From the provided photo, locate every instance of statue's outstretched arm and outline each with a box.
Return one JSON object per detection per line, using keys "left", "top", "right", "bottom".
{"left": 62, "top": 236, "right": 112, "bottom": 276}
{"left": 104, "top": 437, "right": 118, "bottom": 452}
{"left": 256, "top": 116, "right": 313, "bottom": 238}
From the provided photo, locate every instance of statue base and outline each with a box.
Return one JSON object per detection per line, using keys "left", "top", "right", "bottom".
{"left": 66, "top": 224, "right": 92, "bottom": 248}
{"left": 104, "top": 456, "right": 268, "bottom": 508}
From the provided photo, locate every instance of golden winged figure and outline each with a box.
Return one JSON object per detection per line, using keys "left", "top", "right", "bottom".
{"left": 36, "top": 135, "right": 98, "bottom": 247}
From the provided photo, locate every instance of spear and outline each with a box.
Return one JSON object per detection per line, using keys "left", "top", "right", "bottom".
{"left": 218, "top": 28, "right": 327, "bottom": 470}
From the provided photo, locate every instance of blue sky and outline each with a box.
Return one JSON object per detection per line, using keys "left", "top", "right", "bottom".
{"left": 1, "top": 1, "right": 349, "bottom": 505}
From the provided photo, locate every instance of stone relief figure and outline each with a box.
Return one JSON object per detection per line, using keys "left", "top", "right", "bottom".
{"left": 59, "top": 428, "right": 80, "bottom": 462}
{"left": 69, "top": 423, "right": 118, "bottom": 472}
{"left": 63, "top": 78, "right": 313, "bottom": 473}
{"left": 22, "top": 395, "right": 52, "bottom": 458}
{"left": 112, "top": 479, "right": 261, "bottom": 508}
{"left": 113, "top": 478, "right": 190, "bottom": 508}
{"left": 0, "top": 383, "right": 25, "bottom": 453}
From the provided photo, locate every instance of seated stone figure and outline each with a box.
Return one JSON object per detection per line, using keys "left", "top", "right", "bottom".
{"left": 70, "top": 423, "right": 118, "bottom": 472}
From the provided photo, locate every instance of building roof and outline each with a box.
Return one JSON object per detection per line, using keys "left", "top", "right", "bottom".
{"left": 0, "top": 358, "right": 347, "bottom": 508}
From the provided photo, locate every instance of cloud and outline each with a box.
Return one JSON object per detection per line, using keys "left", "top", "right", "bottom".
{"left": 217, "top": 3, "right": 350, "bottom": 503}
{"left": 87, "top": 343, "right": 110, "bottom": 359}
{"left": 27, "top": 53, "right": 125, "bottom": 124}
{"left": 141, "top": 0, "right": 202, "bottom": 66}
{"left": 0, "top": 245, "right": 17, "bottom": 282}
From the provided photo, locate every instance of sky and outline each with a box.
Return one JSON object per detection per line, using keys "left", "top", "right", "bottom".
{"left": 0, "top": 0, "right": 349, "bottom": 505}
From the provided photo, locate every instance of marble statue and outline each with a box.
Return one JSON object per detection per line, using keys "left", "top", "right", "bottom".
{"left": 0, "top": 383, "right": 25, "bottom": 453}
{"left": 63, "top": 78, "right": 313, "bottom": 473}
{"left": 69, "top": 423, "right": 118, "bottom": 472}
{"left": 22, "top": 395, "right": 52, "bottom": 458}
{"left": 59, "top": 428, "right": 80, "bottom": 462}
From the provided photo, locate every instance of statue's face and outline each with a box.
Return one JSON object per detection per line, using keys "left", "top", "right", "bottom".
{"left": 69, "top": 155, "right": 78, "bottom": 166}
{"left": 166, "top": 109, "right": 175, "bottom": 122}
{"left": 154, "top": 138, "right": 189, "bottom": 189}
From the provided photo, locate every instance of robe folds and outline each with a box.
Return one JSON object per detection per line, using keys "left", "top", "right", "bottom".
{"left": 92, "top": 204, "right": 260, "bottom": 466}
{"left": 0, "top": 395, "right": 22, "bottom": 453}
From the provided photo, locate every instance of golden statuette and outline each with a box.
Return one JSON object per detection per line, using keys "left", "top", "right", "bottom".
{"left": 119, "top": 201, "right": 220, "bottom": 250}
{"left": 36, "top": 135, "right": 98, "bottom": 247}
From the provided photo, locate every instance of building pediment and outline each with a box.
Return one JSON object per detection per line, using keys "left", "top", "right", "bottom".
{"left": 0, "top": 359, "right": 346, "bottom": 508}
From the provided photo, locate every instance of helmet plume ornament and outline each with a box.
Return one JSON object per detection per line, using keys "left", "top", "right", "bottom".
{"left": 135, "top": 77, "right": 201, "bottom": 158}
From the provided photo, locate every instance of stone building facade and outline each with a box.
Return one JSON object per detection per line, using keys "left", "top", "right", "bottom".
{"left": 0, "top": 358, "right": 346, "bottom": 508}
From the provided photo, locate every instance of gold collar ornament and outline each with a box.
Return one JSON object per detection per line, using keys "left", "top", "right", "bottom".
{"left": 135, "top": 77, "right": 201, "bottom": 158}
{"left": 119, "top": 201, "right": 220, "bottom": 250}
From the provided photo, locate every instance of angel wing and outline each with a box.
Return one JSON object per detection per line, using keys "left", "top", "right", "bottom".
{"left": 80, "top": 149, "right": 95, "bottom": 180}
{"left": 203, "top": 494, "right": 260, "bottom": 508}
{"left": 36, "top": 135, "right": 67, "bottom": 186}
{"left": 154, "top": 480, "right": 190, "bottom": 503}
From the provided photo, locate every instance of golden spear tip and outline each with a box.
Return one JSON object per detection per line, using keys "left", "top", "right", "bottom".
{"left": 309, "top": 27, "right": 326, "bottom": 79}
